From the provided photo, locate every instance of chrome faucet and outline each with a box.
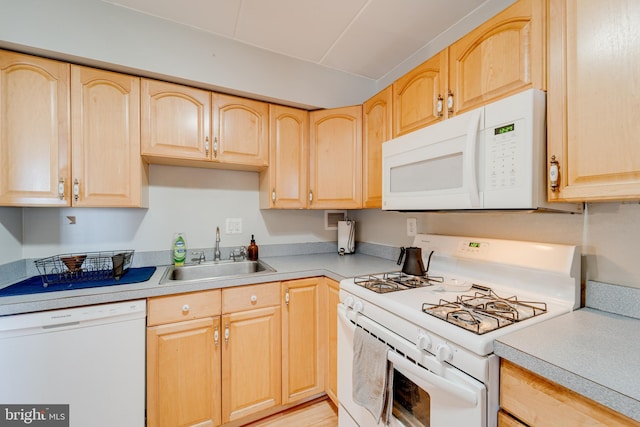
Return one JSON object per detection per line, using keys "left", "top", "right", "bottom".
{"left": 214, "top": 226, "right": 221, "bottom": 261}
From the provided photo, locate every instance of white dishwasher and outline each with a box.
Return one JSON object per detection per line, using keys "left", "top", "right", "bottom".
{"left": 0, "top": 300, "right": 146, "bottom": 427}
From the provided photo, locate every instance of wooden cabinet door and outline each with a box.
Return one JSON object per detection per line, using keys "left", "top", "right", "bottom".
{"left": 71, "top": 66, "right": 146, "bottom": 207}
{"left": 325, "top": 278, "right": 340, "bottom": 406}
{"left": 547, "top": 0, "right": 640, "bottom": 202}
{"left": 213, "top": 93, "right": 268, "bottom": 168}
{"left": 309, "top": 105, "right": 362, "bottom": 209}
{"left": 392, "top": 49, "right": 447, "bottom": 136}
{"left": 448, "top": 0, "right": 545, "bottom": 115}
{"left": 282, "top": 278, "right": 324, "bottom": 404}
{"left": 0, "top": 50, "right": 70, "bottom": 206}
{"left": 363, "top": 86, "right": 392, "bottom": 208}
{"left": 221, "top": 306, "right": 281, "bottom": 423}
{"left": 147, "top": 317, "right": 221, "bottom": 427}
{"left": 260, "top": 105, "right": 308, "bottom": 209}
{"left": 141, "top": 79, "right": 211, "bottom": 161}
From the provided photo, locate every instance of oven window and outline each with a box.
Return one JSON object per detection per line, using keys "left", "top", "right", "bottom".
{"left": 392, "top": 369, "right": 431, "bottom": 427}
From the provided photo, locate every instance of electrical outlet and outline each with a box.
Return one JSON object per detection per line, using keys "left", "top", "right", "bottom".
{"left": 225, "top": 218, "right": 243, "bottom": 234}
{"left": 407, "top": 218, "right": 417, "bottom": 236}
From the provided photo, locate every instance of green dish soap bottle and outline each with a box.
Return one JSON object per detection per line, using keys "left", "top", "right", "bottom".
{"left": 173, "top": 233, "right": 186, "bottom": 266}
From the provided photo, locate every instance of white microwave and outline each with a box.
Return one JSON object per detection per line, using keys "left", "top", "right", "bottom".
{"left": 382, "top": 89, "right": 581, "bottom": 212}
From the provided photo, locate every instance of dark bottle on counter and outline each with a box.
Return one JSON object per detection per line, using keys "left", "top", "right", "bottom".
{"left": 247, "top": 235, "right": 258, "bottom": 261}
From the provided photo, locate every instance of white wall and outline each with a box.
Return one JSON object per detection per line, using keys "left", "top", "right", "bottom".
{"left": 0, "top": 207, "right": 22, "bottom": 263}
{"left": 351, "top": 203, "right": 640, "bottom": 289}
{"left": 0, "top": 0, "right": 374, "bottom": 109}
{"left": 20, "top": 165, "right": 336, "bottom": 259}
{"left": 0, "top": 0, "right": 516, "bottom": 109}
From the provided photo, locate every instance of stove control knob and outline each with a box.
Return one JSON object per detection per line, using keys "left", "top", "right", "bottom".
{"left": 343, "top": 296, "right": 354, "bottom": 308}
{"left": 352, "top": 301, "right": 364, "bottom": 314}
{"left": 416, "top": 332, "right": 432, "bottom": 351}
{"left": 435, "top": 343, "right": 453, "bottom": 362}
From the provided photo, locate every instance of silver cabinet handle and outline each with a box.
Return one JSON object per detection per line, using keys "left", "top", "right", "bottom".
{"left": 214, "top": 325, "right": 219, "bottom": 346}
{"left": 285, "top": 288, "right": 290, "bottom": 306}
{"left": 271, "top": 189, "right": 276, "bottom": 202}
{"left": 309, "top": 190, "right": 313, "bottom": 203}
{"left": 224, "top": 322, "right": 229, "bottom": 344}
{"left": 73, "top": 179, "right": 79, "bottom": 202}
{"left": 436, "top": 94, "right": 444, "bottom": 118}
{"left": 213, "top": 137, "right": 218, "bottom": 158}
{"left": 182, "top": 304, "right": 190, "bottom": 312}
{"left": 549, "top": 155, "right": 559, "bottom": 192}
{"left": 205, "top": 136, "right": 210, "bottom": 156}
{"left": 447, "top": 90, "right": 454, "bottom": 115}
{"left": 58, "top": 178, "right": 65, "bottom": 200}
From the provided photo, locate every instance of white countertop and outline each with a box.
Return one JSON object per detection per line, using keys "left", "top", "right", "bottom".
{"left": 495, "top": 281, "right": 640, "bottom": 422}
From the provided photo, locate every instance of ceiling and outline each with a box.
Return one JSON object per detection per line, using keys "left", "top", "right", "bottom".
{"left": 101, "top": 0, "right": 488, "bottom": 81}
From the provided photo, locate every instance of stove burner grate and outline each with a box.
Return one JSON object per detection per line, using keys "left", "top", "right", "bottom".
{"left": 353, "top": 271, "right": 442, "bottom": 293}
{"left": 422, "top": 287, "right": 548, "bottom": 334}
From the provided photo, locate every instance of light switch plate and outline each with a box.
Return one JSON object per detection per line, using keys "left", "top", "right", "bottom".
{"left": 225, "top": 218, "right": 243, "bottom": 234}
{"left": 407, "top": 218, "right": 417, "bottom": 236}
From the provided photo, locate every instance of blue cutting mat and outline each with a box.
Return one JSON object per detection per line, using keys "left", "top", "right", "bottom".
{"left": 0, "top": 266, "right": 157, "bottom": 297}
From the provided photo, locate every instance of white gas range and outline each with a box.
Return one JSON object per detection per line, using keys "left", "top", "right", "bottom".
{"left": 337, "top": 234, "right": 580, "bottom": 427}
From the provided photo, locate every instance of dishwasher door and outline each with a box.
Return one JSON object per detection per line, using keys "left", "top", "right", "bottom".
{"left": 0, "top": 300, "right": 146, "bottom": 427}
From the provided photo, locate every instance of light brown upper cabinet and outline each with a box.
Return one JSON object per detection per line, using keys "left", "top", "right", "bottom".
{"left": 141, "top": 79, "right": 211, "bottom": 161}
{"left": 309, "top": 105, "right": 363, "bottom": 209}
{"left": 393, "top": 50, "right": 447, "bottom": 137}
{"left": 547, "top": 0, "right": 640, "bottom": 202}
{"left": 260, "top": 105, "right": 309, "bottom": 209}
{"left": 448, "top": 0, "right": 545, "bottom": 115}
{"left": 393, "top": 0, "right": 545, "bottom": 137}
{"left": 71, "top": 66, "right": 147, "bottom": 207}
{"left": 363, "top": 86, "right": 393, "bottom": 208}
{"left": 212, "top": 93, "right": 269, "bottom": 168}
{"left": 141, "top": 79, "right": 268, "bottom": 171}
{"left": 0, "top": 50, "right": 70, "bottom": 206}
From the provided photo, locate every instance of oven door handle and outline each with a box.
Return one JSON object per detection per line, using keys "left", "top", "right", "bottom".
{"left": 387, "top": 351, "right": 478, "bottom": 406}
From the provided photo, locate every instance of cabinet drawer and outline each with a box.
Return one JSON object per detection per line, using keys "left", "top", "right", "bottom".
{"left": 222, "top": 282, "right": 280, "bottom": 313}
{"left": 147, "top": 290, "right": 221, "bottom": 326}
{"left": 500, "top": 359, "right": 640, "bottom": 427}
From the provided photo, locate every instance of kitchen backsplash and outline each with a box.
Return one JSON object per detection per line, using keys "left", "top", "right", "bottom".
{"left": 1, "top": 165, "right": 640, "bottom": 289}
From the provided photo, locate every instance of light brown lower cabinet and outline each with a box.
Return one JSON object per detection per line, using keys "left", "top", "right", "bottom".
{"left": 282, "top": 278, "right": 325, "bottom": 404}
{"left": 147, "top": 278, "right": 338, "bottom": 426}
{"left": 146, "top": 290, "right": 222, "bottom": 427}
{"left": 221, "top": 282, "right": 282, "bottom": 423}
{"left": 499, "top": 359, "right": 640, "bottom": 427}
{"left": 325, "top": 278, "right": 340, "bottom": 406}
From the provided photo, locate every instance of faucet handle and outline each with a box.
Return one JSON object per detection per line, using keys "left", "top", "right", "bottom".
{"left": 191, "top": 251, "right": 206, "bottom": 263}
{"left": 230, "top": 247, "right": 247, "bottom": 261}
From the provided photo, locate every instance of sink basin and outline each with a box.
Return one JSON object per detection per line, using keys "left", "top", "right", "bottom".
{"left": 160, "top": 259, "right": 275, "bottom": 284}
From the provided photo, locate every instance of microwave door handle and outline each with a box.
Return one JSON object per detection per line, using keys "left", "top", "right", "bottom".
{"left": 464, "top": 110, "right": 482, "bottom": 207}
{"left": 387, "top": 350, "right": 478, "bottom": 406}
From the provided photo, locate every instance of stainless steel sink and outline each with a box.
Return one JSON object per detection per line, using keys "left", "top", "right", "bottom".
{"left": 160, "top": 259, "right": 276, "bottom": 284}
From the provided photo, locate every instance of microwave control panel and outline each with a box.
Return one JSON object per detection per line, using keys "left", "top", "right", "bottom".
{"left": 485, "top": 118, "right": 525, "bottom": 191}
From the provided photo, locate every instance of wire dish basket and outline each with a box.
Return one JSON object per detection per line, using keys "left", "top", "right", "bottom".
{"left": 35, "top": 250, "right": 134, "bottom": 286}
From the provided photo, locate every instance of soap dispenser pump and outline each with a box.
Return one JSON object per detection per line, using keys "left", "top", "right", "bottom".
{"left": 247, "top": 235, "right": 258, "bottom": 261}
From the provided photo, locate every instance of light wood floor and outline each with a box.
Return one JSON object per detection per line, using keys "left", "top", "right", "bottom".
{"left": 245, "top": 398, "right": 338, "bottom": 427}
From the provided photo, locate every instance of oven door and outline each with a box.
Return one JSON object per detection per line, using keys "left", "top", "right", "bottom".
{"left": 337, "top": 304, "right": 487, "bottom": 427}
